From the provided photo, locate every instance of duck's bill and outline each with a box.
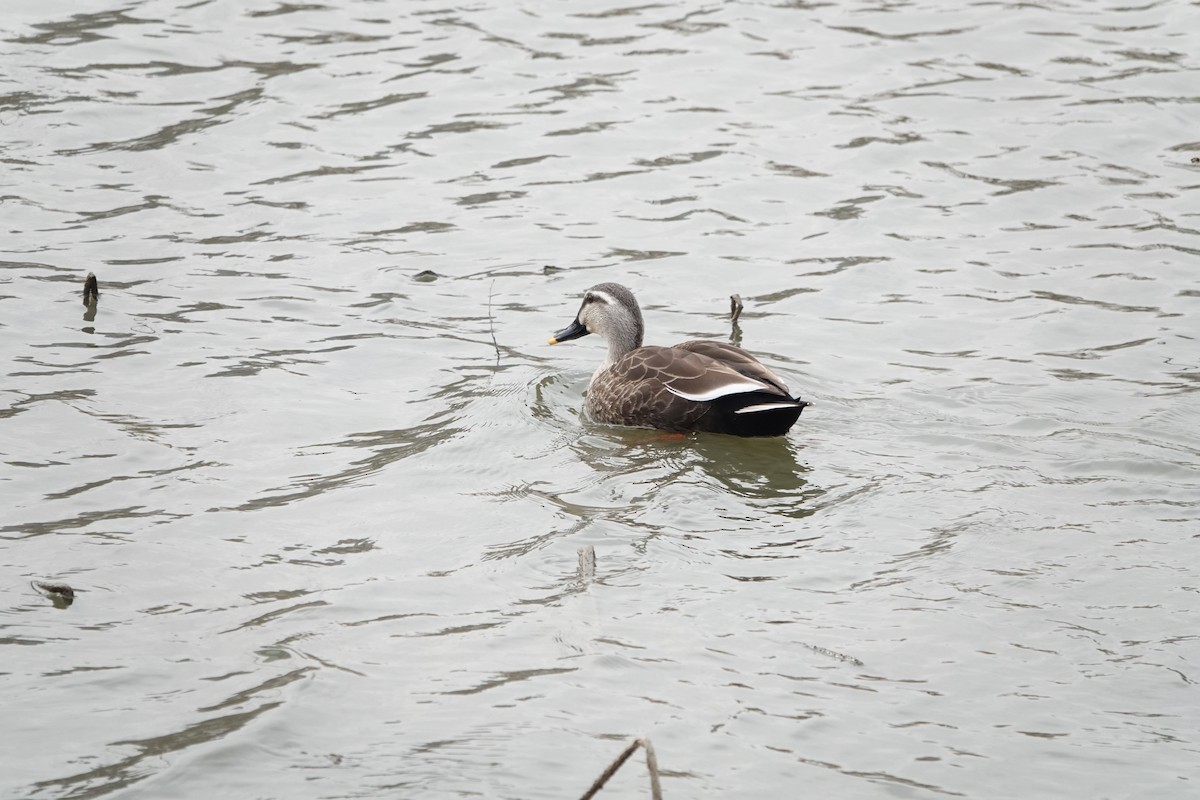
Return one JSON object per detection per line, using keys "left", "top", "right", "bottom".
{"left": 549, "top": 319, "right": 589, "bottom": 345}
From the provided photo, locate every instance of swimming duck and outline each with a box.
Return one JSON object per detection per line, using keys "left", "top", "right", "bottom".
{"left": 549, "top": 283, "right": 810, "bottom": 437}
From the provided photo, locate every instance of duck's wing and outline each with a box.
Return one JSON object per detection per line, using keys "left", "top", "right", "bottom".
{"left": 632, "top": 344, "right": 775, "bottom": 403}
{"left": 587, "top": 345, "right": 758, "bottom": 430}
{"left": 589, "top": 344, "right": 805, "bottom": 435}
{"left": 663, "top": 342, "right": 807, "bottom": 436}
{"left": 673, "top": 340, "right": 792, "bottom": 396}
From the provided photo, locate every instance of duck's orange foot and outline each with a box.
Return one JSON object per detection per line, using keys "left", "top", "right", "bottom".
{"left": 636, "top": 432, "right": 688, "bottom": 443}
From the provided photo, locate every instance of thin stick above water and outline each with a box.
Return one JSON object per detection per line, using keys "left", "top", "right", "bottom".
{"left": 577, "top": 737, "right": 663, "bottom": 800}
{"left": 83, "top": 272, "right": 99, "bottom": 305}
{"left": 487, "top": 279, "right": 500, "bottom": 366}
{"left": 729, "top": 293, "right": 743, "bottom": 346}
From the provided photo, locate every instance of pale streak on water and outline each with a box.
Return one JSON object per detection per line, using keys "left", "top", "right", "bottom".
{"left": 1, "top": 0, "right": 1198, "bottom": 797}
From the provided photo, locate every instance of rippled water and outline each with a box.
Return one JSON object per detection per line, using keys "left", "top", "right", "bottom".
{"left": 3, "top": 1, "right": 1198, "bottom": 798}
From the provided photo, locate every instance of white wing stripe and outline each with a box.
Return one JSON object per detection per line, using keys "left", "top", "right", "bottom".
{"left": 665, "top": 378, "right": 766, "bottom": 403}
{"left": 735, "top": 402, "right": 800, "bottom": 415}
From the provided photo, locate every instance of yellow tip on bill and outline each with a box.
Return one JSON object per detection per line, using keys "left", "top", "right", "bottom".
{"left": 548, "top": 337, "right": 558, "bottom": 345}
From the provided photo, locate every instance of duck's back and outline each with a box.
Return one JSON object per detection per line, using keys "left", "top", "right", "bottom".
{"left": 585, "top": 341, "right": 805, "bottom": 435}
{"left": 673, "top": 340, "right": 792, "bottom": 394}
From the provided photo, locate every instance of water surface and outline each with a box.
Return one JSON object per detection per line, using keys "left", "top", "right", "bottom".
{"left": 3, "top": 1, "right": 1198, "bottom": 798}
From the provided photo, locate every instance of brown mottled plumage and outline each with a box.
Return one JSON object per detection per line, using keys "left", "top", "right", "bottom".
{"left": 549, "top": 283, "right": 810, "bottom": 437}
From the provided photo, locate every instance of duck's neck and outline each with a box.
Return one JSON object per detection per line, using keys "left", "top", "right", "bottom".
{"left": 603, "top": 321, "right": 642, "bottom": 367}
{"left": 590, "top": 341, "right": 628, "bottom": 387}
{"left": 589, "top": 320, "right": 643, "bottom": 387}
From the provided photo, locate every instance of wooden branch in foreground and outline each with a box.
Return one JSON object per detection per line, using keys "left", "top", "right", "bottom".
{"left": 578, "top": 737, "right": 663, "bottom": 800}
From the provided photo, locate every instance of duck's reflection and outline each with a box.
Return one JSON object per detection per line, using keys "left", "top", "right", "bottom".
{"left": 569, "top": 424, "right": 817, "bottom": 504}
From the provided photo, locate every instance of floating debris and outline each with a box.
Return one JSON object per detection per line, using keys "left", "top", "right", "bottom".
{"left": 577, "top": 545, "right": 596, "bottom": 582}
{"left": 578, "top": 737, "right": 662, "bottom": 800}
{"left": 543, "top": 264, "right": 562, "bottom": 274}
{"left": 800, "top": 641, "right": 863, "bottom": 666}
{"left": 728, "top": 293, "right": 744, "bottom": 346}
{"left": 33, "top": 580, "right": 76, "bottom": 609}
{"left": 413, "top": 269, "right": 439, "bottom": 282}
{"left": 83, "top": 272, "right": 99, "bottom": 305}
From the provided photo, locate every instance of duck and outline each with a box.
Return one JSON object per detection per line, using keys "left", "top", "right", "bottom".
{"left": 549, "top": 282, "right": 810, "bottom": 437}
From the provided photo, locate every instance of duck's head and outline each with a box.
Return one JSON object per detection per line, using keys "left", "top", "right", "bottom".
{"left": 549, "top": 283, "right": 645, "bottom": 357}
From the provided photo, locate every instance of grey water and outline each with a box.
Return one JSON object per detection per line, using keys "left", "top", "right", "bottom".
{"left": 2, "top": 1, "right": 1198, "bottom": 798}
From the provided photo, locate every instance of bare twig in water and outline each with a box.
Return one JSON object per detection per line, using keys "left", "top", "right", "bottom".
{"left": 641, "top": 739, "right": 662, "bottom": 799}
{"left": 729, "top": 293, "right": 743, "bottom": 347}
{"left": 33, "top": 580, "right": 76, "bottom": 609}
{"left": 577, "top": 545, "right": 596, "bottom": 582}
{"left": 83, "top": 272, "right": 99, "bottom": 305}
{"left": 33, "top": 580, "right": 75, "bottom": 600}
{"left": 800, "top": 641, "right": 863, "bottom": 666}
{"left": 578, "top": 737, "right": 663, "bottom": 800}
{"left": 487, "top": 279, "right": 500, "bottom": 366}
